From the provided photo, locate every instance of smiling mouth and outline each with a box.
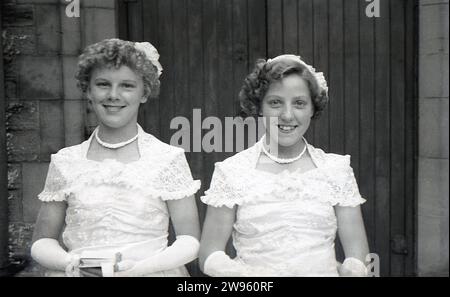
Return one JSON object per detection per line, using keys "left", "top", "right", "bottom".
{"left": 102, "top": 105, "right": 126, "bottom": 112}
{"left": 277, "top": 124, "right": 298, "bottom": 132}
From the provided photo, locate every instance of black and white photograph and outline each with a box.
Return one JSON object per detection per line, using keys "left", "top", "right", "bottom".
{"left": 0, "top": 0, "right": 448, "bottom": 282}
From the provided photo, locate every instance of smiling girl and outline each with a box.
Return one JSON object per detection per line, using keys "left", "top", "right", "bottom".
{"left": 30, "top": 39, "right": 201, "bottom": 277}
{"left": 199, "top": 55, "right": 370, "bottom": 277}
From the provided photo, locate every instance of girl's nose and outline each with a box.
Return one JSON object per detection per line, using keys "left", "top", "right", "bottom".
{"left": 108, "top": 86, "right": 120, "bottom": 100}
{"left": 280, "top": 104, "right": 294, "bottom": 122}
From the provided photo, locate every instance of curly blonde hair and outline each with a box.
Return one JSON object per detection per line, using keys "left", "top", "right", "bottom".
{"left": 75, "top": 38, "right": 160, "bottom": 98}
{"left": 239, "top": 57, "right": 329, "bottom": 119}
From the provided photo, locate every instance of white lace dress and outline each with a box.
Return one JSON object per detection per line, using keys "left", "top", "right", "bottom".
{"left": 201, "top": 138, "right": 366, "bottom": 277}
{"left": 38, "top": 125, "right": 201, "bottom": 276}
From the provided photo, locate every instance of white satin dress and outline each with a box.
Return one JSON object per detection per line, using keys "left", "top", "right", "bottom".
{"left": 201, "top": 137, "right": 366, "bottom": 276}
{"left": 38, "top": 125, "right": 200, "bottom": 276}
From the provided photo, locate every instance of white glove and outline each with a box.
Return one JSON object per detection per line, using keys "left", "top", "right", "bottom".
{"left": 338, "top": 257, "right": 368, "bottom": 277}
{"left": 203, "top": 251, "right": 274, "bottom": 277}
{"left": 30, "top": 238, "right": 80, "bottom": 277}
{"left": 114, "top": 235, "right": 199, "bottom": 277}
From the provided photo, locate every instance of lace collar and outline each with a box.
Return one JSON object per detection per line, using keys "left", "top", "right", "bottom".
{"left": 80, "top": 124, "right": 149, "bottom": 163}
{"left": 251, "top": 135, "right": 325, "bottom": 170}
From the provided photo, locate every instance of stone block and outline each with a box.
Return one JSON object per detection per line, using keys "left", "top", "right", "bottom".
{"left": 420, "top": 3, "right": 449, "bottom": 54}
{"left": 60, "top": 5, "right": 82, "bottom": 55}
{"left": 7, "top": 130, "right": 40, "bottom": 162}
{"left": 4, "top": 27, "right": 37, "bottom": 56}
{"left": 7, "top": 163, "right": 22, "bottom": 190}
{"left": 419, "top": 53, "right": 449, "bottom": 98}
{"left": 8, "top": 190, "right": 23, "bottom": 222}
{"left": 35, "top": 4, "right": 61, "bottom": 54}
{"left": 8, "top": 222, "right": 34, "bottom": 259}
{"left": 63, "top": 55, "right": 82, "bottom": 99}
{"left": 418, "top": 156, "right": 449, "bottom": 276}
{"left": 22, "top": 162, "right": 50, "bottom": 223}
{"left": 18, "top": 56, "right": 62, "bottom": 100}
{"left": 419, "top": 98, "right": 449, "bottom": 159}
{"left": 7, "top": 101, "right": 40, "bottom": 131}
{"left": 83, "top": 7, "right": 117, "bottom": 46}
{"left": 64, "top": 99, "right": 86, "bottom": 146}
{"left": 39, "top": 101, "right": 65, "bottom": 159}
{"left": 1, "top": 4, "right": 34, "bottom": 27}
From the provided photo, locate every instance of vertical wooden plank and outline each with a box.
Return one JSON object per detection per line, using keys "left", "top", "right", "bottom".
{"left": 202, "top": 0, "right": 219, "bottom": 187}
{"left": 173, "top": 0, "right": 190, "bottom": 160}
{"left": 283, "top": 0, "right": 298, "bottom": 54}
{"left": 297, "top": 0, "right": 314, "bottom": 62}
{"left": 404, "top": 0, "right": 418, "bottom": 276}
{"left": 297, "top": 0, "right": 315, "bottom": 142}
{"left": 117, "top": 0, "right": 129, "bottom": 39}
{"left": 328, "top": 0, "right": 345, "bottom": 155}
{"left": 187, "top": 0, "right": 205, "bottom": 223}
{"left": 217, "top": 0, "right": 235, "bottom": 157}
{"left": 374, "top": 0, "right": 391, "bottom": 276}
{"left": 358, "top": 0, "right": 376, "bottom": 256}
{"left": 390, "top": 0, "right": 406, "bottom": 276}
{"left": 232, "top": 0, "right": 248, "bottom": 115}
{"left": 248, "top": 0, "right": 267, "bottom": 67}
{"left": 127, "top": 0, "right": 143, "bottom": 41}
{"left": 312, "top": 0, "right": 329, "bottom": 151}
{"left": 157, "top": 0, "right": 174, "bottom": 144}
{"left": 343, "top": 0, "right": 360, "bottom": 178}
{"left": 267, "top": 0, "right": 283, "bottom": 57}
{"left": 141, "top": 0, "right": 160, "bottom": 137}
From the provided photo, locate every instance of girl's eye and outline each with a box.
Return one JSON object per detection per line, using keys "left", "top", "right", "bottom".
{"left": 122, "top": 83, "right": 136, "bottom": 89}
{"left": 96, "top": 82, "right": 110, "bottom": 87}
{"left": 295, "top": 101, "right": 306, "bottom": 107}
{"left": 269, "top": 100, "right": 281, "bottom": 107}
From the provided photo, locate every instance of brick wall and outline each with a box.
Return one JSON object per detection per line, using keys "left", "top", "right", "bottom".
{"left": 1, "top": 0, "right": 117, "bottom": 276}
{"left": 418, "top": 0, "right": 449, "bottom": 276}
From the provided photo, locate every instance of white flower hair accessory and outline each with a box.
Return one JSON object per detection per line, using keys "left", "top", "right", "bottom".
{"left": 266, "top": 54, "right": 328, "bottom": 95}
{"left": 134, "top": 42, "right": 163, "bottom": 78}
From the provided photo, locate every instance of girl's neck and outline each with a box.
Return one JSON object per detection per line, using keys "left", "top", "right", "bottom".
{"left": 97, "top": 122, "right": 139, "bottom": 144}
{"left": 265, "top": 136, "right": 306, "bottom": 159}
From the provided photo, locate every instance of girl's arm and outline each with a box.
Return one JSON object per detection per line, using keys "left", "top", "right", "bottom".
{"left": 31, "top": 201, "right": 74, "bottom": 272}
{"left": 199, "top": 205, "right": 236, "bottom": 271}
{"left": 115, "top": 195, "right": 201, "bottom": 276}
{"left": 335, "top": 205, "right": 370, "bottom": 276}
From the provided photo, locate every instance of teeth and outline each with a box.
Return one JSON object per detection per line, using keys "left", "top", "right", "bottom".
{"left": 278, "top": 125, "right": 296, "bottom": 131}
{"left": 104, "top": 106, "right": 123, "bottom": 112}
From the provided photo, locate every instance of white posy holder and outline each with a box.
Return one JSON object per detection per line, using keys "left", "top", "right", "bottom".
{"left": 78, "top": 250, "right": 122, "bottom": 277}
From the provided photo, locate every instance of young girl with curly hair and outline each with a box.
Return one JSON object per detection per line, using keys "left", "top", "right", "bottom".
{"left": 199, "top": 54, "right": 370, "bottom": 277}
{"left": 30, "top": 38, "right": 201, "bottom": 277}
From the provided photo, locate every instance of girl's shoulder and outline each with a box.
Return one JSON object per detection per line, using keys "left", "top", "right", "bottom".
{"left": 51, "top": 141, "right": 87, "bottom": 163}
{"left": 215, "top": 142, "right": 260, "bottom": 171}
{"left": 307, "top": 144, "right": 352, "bottom": 169}
{"left": 138, "top": 130, "right": 185, "bottom": 158}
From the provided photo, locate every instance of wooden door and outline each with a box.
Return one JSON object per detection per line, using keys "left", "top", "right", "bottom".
{"left": 119, "top": 0, "right": 417, "bottom": 276}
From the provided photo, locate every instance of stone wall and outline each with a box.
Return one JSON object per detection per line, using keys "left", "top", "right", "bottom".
{"left": 1, "top": 0, "right": 117, "bottom": 275}
{"left": 418, "top": 0, "right": 449, "bottom": 276}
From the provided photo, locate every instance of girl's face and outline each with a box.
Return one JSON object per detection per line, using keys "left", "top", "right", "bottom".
{"left": 261, "top": 74, "right": 314, "bottom": 149}
{"left": 87, "top": 65, "right": 146, "bottom": 130}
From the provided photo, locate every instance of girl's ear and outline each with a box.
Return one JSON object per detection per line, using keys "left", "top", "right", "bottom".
{"left": 140, "top": 96, "right": 148, "bottom": 104}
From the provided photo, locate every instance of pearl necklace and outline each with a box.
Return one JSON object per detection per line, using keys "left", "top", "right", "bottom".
{"left": 260, "top": 136, "right": 308, "bottom": 164}
{"left": 94, "top": 128, "right": 139, "bottom": 149}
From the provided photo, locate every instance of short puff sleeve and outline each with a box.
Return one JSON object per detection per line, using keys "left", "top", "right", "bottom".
{"left": 157, "top": 149, "right": 201, "bottom": 201}
{"left": 329, "top": 155, "right": 366, "bottom": 207}
{"left": 200, "top": 163, "right": 244, "bottom": 208}
{"left": 37, "top": 155, "right": 69, "bottom": 202}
